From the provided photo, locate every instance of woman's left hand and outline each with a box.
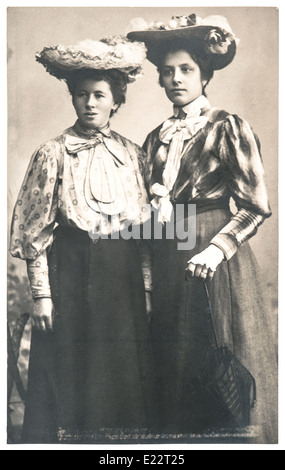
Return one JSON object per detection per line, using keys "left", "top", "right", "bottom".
{"left": 185, "top": 244, "right": 224, "bottom": 281}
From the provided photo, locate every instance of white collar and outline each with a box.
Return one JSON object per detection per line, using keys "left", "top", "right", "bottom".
{"left": 173, "top": 95, "right": 211, "bottom": 119}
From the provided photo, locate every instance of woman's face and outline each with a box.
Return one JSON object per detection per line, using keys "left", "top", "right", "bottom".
{"left": 160, "top": 50, "right": 205, "bottom": 107}
{"left": 72, "top": 79, "right": 118, "bottom": 130}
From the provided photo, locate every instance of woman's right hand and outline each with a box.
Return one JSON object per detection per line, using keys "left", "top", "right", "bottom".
{"left": 32, "top": 298, "right": 54, "bottom": 332}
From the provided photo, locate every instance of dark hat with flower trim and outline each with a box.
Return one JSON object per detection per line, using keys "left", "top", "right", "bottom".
{"left": 127, "top": 14, "right": 239, "bottom": 71}
{"left": 36, "top": 36, "right": 147, "bottom": 83}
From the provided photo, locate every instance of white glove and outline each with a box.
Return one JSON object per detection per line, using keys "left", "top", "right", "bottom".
{"left": 185, "top": 244, "right": 225, "bottom": 281}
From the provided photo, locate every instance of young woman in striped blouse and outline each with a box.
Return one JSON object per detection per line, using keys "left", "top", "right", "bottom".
{"left": 128, "top": 13, "right": 277, "bottom": 443}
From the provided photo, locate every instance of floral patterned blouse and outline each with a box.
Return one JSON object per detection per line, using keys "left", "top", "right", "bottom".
{"left": 9, "top": 122, "right": 152, "bottom": 297}
{"left": 142, "top": 102, "right": 271, "bottom": 260}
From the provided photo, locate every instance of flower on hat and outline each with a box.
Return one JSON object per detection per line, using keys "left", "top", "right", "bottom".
{"left": 128, "top": 17, "right": 149, "bottom": 32}
{"left": 205, "top": 29, "right": 235, "bottom": 55}
{"left": 128, "top": 14, "right": 203, "bottom": 32}
{"left": 71, "top": 39, "right": 110, "bottom": 57}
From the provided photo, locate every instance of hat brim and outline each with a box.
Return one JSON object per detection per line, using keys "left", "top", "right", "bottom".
{"left": 36, "top": 41, "right": 146, "bottom": 83}
{"left": 127, "top": 25, "right": 236, "bottom": 70}
{"left": 128, "top": 25, "right": 215, "bottom": 43}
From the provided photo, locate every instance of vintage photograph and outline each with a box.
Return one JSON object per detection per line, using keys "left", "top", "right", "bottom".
{"left": 6, "top": 6, "right": 279, "bottom": 447}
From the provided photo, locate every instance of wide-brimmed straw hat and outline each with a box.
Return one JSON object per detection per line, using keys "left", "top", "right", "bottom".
{"left": 127, "top": 14, "right": 239, "bottom": 70}
{"left": 36, "top": 36, "right": 147, "bottom": 83}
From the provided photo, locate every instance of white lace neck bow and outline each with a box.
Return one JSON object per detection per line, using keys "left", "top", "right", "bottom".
{"left": 151, "top": 95, "right": 211, "bottom": 224}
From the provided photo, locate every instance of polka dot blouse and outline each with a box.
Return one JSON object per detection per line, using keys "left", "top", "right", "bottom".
{"left": 10, "top": 123, "right": 153, "bottom": 297}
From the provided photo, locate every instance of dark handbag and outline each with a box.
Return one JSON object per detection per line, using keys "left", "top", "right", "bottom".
{"left": 192, "top": 282, "right": 257, "bottom": 430}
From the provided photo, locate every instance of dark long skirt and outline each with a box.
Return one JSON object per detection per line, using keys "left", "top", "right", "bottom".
{"left": 22, "top": 226, "right": 156, "bottom": 443}
{"left": 150, "top": 208, "right": 278, "bottom": 444}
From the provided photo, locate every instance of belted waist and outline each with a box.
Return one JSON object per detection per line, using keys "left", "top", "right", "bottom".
{"left": 173, "top": 198, "right": 230, "bottom": 217}
{"left": 54, "top": 199, "right": 230, "bottom": 242}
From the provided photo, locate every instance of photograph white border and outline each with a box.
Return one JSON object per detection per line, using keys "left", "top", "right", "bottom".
{"left": 1, "top": 0, "right": 283, "bottom": 451}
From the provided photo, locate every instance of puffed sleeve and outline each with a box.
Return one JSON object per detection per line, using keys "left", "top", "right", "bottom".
{"left": 9, "top": 139, "right": 59, "bottom": 260}
{"left": 210, "top": 115, "right": 272, "bottom": 260}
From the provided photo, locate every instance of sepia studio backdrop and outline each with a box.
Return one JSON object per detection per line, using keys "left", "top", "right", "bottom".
{"left": 7, "top": 6, "right": 278, "bottom": 441}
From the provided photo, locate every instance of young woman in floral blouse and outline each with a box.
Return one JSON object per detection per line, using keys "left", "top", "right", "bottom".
{"left": 9, "top": 37, "right": 156, "bottom": 443}
{"left": 128, "top": 14, "right": 278, "bottom": 443}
